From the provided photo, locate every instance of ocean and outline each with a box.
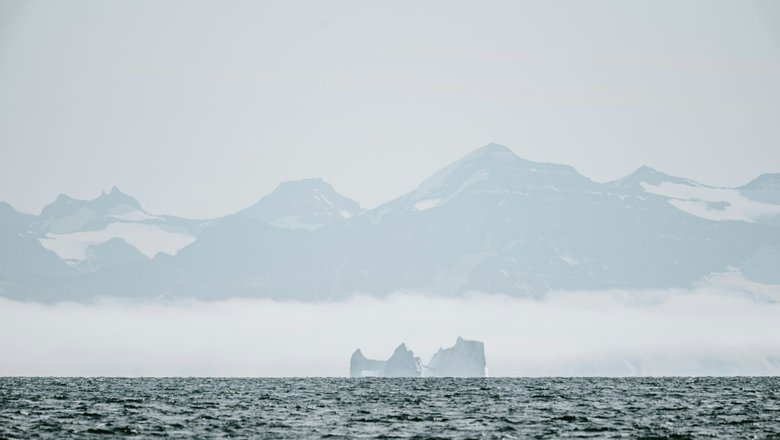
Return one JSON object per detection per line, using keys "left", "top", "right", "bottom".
{"left": 1, "top": 377, "right": 778, "bottom": 438}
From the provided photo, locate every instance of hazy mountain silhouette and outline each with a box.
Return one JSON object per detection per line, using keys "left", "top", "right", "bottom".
{"left": 234, "top": 178, "right": 363, "bottom": 230}
{"left": 2, "top": 144, "right": 779, "bottom": 302}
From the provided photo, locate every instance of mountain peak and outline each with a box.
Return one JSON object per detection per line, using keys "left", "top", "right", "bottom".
{"left": 235, "top": 178, "right": 362, "bottom": 229}
{"left": 274, "top": 178, "right": 332, "bottom": 192}
{"left": 97, "top": 186, "right": 139, "bottom": 204}
{"left": 477, "top": 142, "right": 514, "bottom": 153}
{"left": 610, "top": 165, "right": 693, "bottom": 189}
{"left": 741, "top": 173, "right": 780, "bottom": 191}
{"left": 54, "top": 193, "right": 74, "bottom": 203}
{"left": 39, "top": 188, "right": 143, "bottom": 224}
{"left": 634, "top": 165, "right": 677, "bottom": 180}
{"left": 407, "top": 143, "right": 587, "bottom": 205}
{"left": 637, "top": 165, "right": 659, "bottom": 173}
{"left": 462, "top": 143, "right": 519, "bottom": 163}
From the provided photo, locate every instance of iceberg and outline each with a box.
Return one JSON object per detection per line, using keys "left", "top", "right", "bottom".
{"left": 385, "top": 344, "right": 422, "bottom": 378}
{"left": 427, "top": 337, "right": 487, "bottom": 377}
{"left": 349, "top": 349, "right": 386, "bottom": 377}
{"left": 350, "top": 338, "right": 486, "bottom": 377}
{"left": 349, "top": 344, "right": 422, "bottom": 378}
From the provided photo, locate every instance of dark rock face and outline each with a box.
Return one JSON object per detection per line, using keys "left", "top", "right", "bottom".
{"left": 427, "top": 337, "right": 487, "bottom": 377}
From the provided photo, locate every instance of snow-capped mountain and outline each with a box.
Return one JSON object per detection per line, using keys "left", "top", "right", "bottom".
{"left": 330, "top": 144, "right": 779, "bottom": 297}
{"left": 611, "top": 167, "right": 780, "bottom": 225}
{"left": 390, "top": 143, "right": 595, "bottom": 213}
{"left": 234, "top": 178, "right": 363, "bottom": 230}
{"left": 1, "top": 144, "right": 779, "bottom": 302}
{"left": 6, "top": 187, "right": 209, "bottom": 276}
{"left": 35, "top": 186, "right": 148, "bottom": 234}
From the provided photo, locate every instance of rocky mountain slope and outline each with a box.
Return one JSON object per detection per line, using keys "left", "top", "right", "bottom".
{"left": 2, "top": 144, "right": 779, "bottom": 302}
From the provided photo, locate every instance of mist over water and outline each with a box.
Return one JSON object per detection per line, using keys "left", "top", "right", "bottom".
{"left": 2, "top": 283, "right": 779, "bottom": 377}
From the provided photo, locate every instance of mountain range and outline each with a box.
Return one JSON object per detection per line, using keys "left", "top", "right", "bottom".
{"left": 2, "top": 143, "right": 779, "bottom": 302}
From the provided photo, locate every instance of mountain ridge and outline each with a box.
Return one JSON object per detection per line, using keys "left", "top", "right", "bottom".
{"left": 2, "top": 143, "right": 779, "bottom": 302}
{"left": 233, "top": 178, "right": 363, "bottom": 230}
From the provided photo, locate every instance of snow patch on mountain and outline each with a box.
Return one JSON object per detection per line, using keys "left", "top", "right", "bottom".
{"left": 38, "top": 207, "right": 100, "bottom": 234}
{"left": 36, "top": 187, "right": 154, "bottom": 234}
{"left": 38, "top": 222, "right": 196, "bottom": 260}
{"left": 641, "top": 182, "right": 780, "bottom": 223}
{"left": 413, "top": 198, "right": 443, "bottom": 211}
{"left": 110, "top": 210, "right": 160, "bottom": 222}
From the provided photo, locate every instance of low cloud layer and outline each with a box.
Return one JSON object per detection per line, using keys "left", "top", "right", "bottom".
{"left": 2, "top": 281, "right": 779, "bottom": 377}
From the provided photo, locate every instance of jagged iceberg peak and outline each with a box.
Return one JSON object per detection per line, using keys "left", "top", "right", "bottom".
{"left": 427, "top": 337, "right": 487, "bottom": 378}
{"left": 349, "top": 348, "right": 386, "bottom": 378}
{"left": 235, "top": 178, "right": 363, "bottom": 230}
{"left": 351, "top": 348, "right": 365, "bottom": 359}
{"left": 385, "top": 343, "right": 422, "bottom": 378}
{"left": 349, "top": 343, "right": 422, "bottom": 377}
{"left": 405, "top": 143, "right": 590, "bottom": 208}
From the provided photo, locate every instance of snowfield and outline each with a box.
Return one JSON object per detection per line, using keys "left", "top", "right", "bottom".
{"left": 641, "top": 182, "right": 780, "bottom": 223}
{"left": 38, "top": 222, "right": 196, "bottom": 260}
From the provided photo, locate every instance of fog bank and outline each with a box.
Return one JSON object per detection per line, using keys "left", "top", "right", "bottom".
{"left": 1, "top": 285, "right": 779, "bottom": 377}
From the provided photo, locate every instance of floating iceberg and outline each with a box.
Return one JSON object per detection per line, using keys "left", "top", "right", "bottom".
{"left": 385, "top": 344, "right": 423, "bottom": 378}
{"left": 349, "top": 349, "right": 386, "bottom": 377}
{"left": 350, "top": 344, "right": 422, "bottom": 378}
{"left": 427, "top": 337, "right": 487, "bottom": 377}
{"left": 350, "top": 337, "right": 486, "bottom": 378}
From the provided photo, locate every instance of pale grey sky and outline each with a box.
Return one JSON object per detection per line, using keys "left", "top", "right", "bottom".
{"left": 1, "top": 0, "right": 779, "bottom": 218}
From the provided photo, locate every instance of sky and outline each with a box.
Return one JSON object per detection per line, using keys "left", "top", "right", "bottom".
{"left": 1, "top": 0, "right": 779, "bottom": 219}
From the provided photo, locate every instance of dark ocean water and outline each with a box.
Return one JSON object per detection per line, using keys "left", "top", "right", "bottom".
{"left": 1, "top": 377, "right": 779, "bottom": 439}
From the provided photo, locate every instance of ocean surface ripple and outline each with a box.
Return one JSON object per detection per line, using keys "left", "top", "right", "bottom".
{"left": 1, "top": 377, "right": 779, "bottom": 438}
